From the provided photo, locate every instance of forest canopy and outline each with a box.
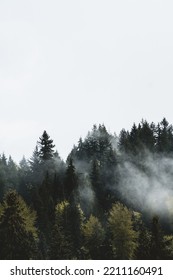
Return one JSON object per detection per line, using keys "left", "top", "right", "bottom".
{"left": 1, "top": 118, "right": 173, "bottom": 259}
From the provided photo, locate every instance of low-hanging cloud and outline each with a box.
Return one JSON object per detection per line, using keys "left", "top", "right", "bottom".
{"left": 117, "top": 153, "right": 173, "bottom": 224}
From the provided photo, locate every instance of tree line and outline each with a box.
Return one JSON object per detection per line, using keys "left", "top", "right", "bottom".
{"left": 0, "top": 118, "right": 173, "bottom": 259}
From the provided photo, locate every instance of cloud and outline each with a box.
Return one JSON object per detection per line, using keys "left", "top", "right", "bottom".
{"left": 117, "top": 153, "right": 173, "bottom": 223}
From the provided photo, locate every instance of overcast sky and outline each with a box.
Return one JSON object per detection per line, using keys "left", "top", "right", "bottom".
{"left": 1, "top": 0, "right": 173, "bottom": 162}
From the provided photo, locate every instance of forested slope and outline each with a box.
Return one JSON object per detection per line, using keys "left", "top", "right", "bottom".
{"left": 0, "top": 118, "right": 173, "bottom": 259}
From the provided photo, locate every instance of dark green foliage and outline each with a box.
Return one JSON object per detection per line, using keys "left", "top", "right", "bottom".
{"left": 0, "top": 154, "right": 19, "bottom": 201}
{"left": 69, "top": 124, "right": 116, "bottom": 163}
{"left": 38, "top": 173, "right": 55, "bottom": 229}
{"left": 90, "top": 159, "right": 103, "bottom": 214}
{"left": 119, "top": 129, "right": 130, "bottom": 153}
{"left": 48, "top": 200, "right": 84, "bottom": 259}
{"left": 90, "top": 159, "right": 101, "bottom": 195}
{"left": 7, "top": 156, "right": 19, "bottom": 189}
{"left": 29, "top": 145, "right": 42, "bottom": 185}
{"left": 138, "top": 120, "right": 156, "bottom": 151}
{"left": 150, "top": 216, "right": 165, "bottom": 259}
{"left": 18, "top": 157, "right": 31, "bottom": 202}
{"left": 118, "top": 118, "right": 173, "bottom": 155}
{"left": 136, "top": 222, "right": 151, "bottom": 260}
{"left": 69, "top": 124, "right": 117, "bottom": 214}
{"left": 0, "top": 155, "right": 7, "bottom": 202}
{"left": 1, "top": 120, "right": 173, "bottom": 259}
{"left": 52, "top": 172, "right": 64, "bottom": 203}
{"left": 64, "top": 158, "right": 78, "bottom": 201}
{"left": 156, "top": 118, "right": 173, "bottom": 153}
{"left": 119, "top": 121, "right": 156, "bottom": 154}
{"left": 38, "top": 130, "right": 55, "bottom": 161}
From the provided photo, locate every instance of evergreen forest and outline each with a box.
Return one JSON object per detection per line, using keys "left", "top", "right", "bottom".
{"left": 1, "top": 118, "right": 173, "bottom": 259}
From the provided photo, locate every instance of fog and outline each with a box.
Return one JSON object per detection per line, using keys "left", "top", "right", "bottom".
{"left": 117, "top": 153, "right": 173, "bottom": 224}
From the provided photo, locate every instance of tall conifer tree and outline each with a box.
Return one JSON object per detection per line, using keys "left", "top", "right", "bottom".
{"left": 38, "top": 131, "right": 55, "bottom": 161}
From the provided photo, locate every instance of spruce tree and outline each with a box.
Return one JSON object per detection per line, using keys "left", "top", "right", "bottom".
{"left": 38, "top": 130, "right": 55, "bottom": 161}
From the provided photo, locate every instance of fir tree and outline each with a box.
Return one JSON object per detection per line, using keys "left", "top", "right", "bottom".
{"left": 38, "top": 131, "right": 55, "bottom": 161}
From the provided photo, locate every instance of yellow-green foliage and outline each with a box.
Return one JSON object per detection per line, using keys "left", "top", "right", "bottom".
{"left": 163, "top": 235, "right": 173, "bottom": 259}
{"left": 82, "top": 214, "right": 105, "bottom": 259}
{"left": 18, "top": 196, "right": 38, "bottom": 239}
{"left": 1, "top": 190, "right": 38, "bottom": 239}
{"left": 108, "top": 202, "right": 138, "bottom": 259}
{"left": 56, "top": 200, "right": 69, "bottom": 213}
{"left": 55, "top": 201, "right": 84, "bottom": 227}
{"left": 0, "top": 203, "right": 3, "bottom": 219}
{"left": 55, "top": 200, "right": 69, "bottom": 226}
{"left": 0, "top": 189, "right": 39, "bottom": 259}
{"left": 82, "top": 215, "right": 105, "bottom": 244}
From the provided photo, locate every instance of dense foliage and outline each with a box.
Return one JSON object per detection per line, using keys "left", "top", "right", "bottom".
{"left": 1, "top": 119, "right": 173, "bottom": 259}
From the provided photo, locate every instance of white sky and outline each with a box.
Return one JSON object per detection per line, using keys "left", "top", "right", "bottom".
{"left": 1, "top": 0, "right": 173, "bottom": 162}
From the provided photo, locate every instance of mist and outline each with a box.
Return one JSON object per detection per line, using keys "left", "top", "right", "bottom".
{"left": 2, "top": 119, "right": 173, "bottom": 260}
{"left": 117, "top": 153, "right": 173, "bottom": 224}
